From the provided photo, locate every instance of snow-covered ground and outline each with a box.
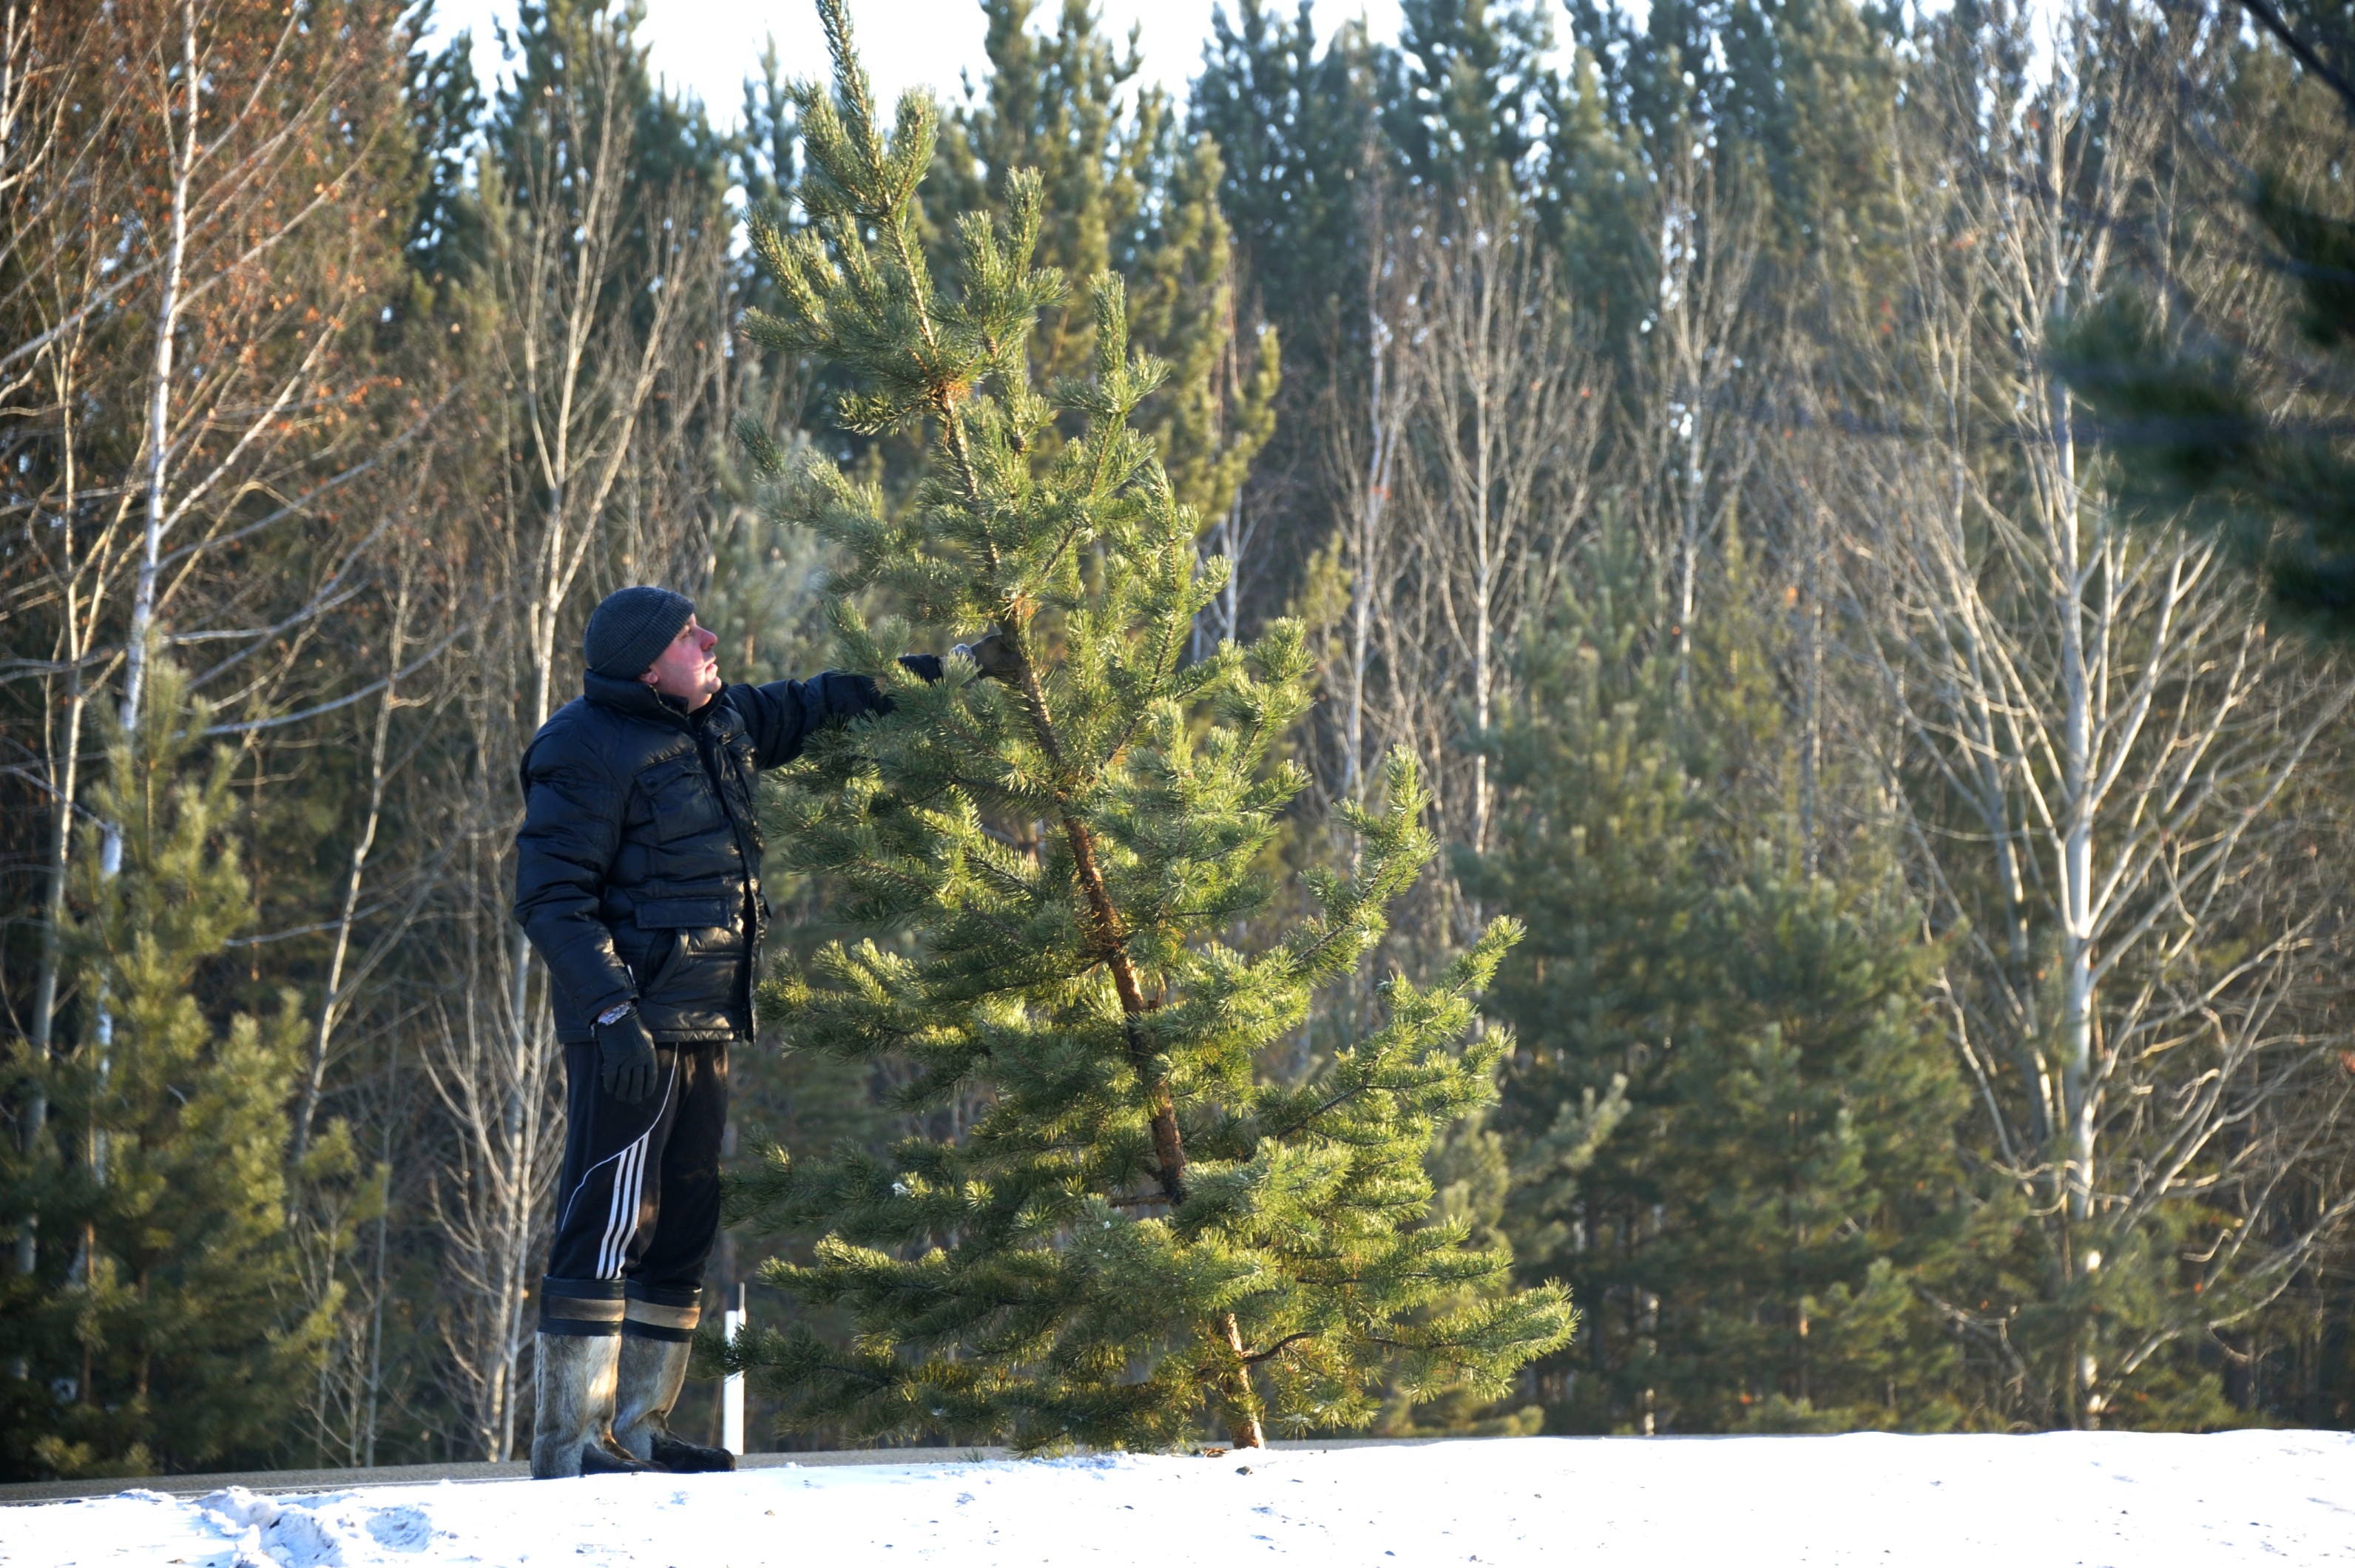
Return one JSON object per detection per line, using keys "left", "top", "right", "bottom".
{"left": 6, "top": 1430, "right": 2352, "bottom": 1567}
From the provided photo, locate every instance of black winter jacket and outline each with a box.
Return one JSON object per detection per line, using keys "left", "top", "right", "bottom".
{"left": 513, "top": 661, "right": 939, "bottom": 1044}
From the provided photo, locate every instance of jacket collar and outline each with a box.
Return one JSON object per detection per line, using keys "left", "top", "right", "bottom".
{"left": 582, "top": 669, "right": 714, "bottom": 732}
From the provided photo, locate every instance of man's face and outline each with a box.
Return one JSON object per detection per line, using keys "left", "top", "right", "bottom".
{"left": 640, "top": 616, "right": 721, "bottom": 706}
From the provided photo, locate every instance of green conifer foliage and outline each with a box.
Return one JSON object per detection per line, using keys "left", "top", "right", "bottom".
{"left": 2052, "top": 18, "right": 2355, "bottom": 637}
{"left": 927, "top": 0, "right": 1155, "bottom": 389}
{"left": 721, "top": 0, "right": 1573, "bottom": 1452}
{"left": 1470, "top": 527, "right": 1968, "bottom": 1434}
{"left": 0, "top": 662, "right": 349, "bottom": 1478}
{"left": 1194, "top": 0, "right": 1378, "bottom": 355}
{"left": 2056, "top": 208, "right": 2355, "bottom": 636}
{"left": 927, "top": 1, "right": 1280, "bottom": 531}
{"left": 1122, "top": 132, "right": 1282, "bottom": 530}
{"left": 1382, "top": 0, "right": 1555, "bottom": 194}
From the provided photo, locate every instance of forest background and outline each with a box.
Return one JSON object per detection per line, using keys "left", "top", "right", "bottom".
{"left": 5, "top": 0, "right": 2355, "bottom": 1479}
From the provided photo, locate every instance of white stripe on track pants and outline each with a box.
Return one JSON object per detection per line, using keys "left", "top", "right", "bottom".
{"left": 542, "top": 1040, "right": 729, "bottom": 1308}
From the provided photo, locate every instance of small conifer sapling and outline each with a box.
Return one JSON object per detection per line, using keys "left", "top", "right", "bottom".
{"left": 723, "top": 0, "right": 1575, "bottom": 1452}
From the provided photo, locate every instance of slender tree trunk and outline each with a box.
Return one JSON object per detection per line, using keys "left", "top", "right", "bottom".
{"left": 1345, "top": 293, "right": 1400, "bottom": 807}
{"left": 2048, "top": 301, "right": 2103, "bottom": 1430}
{"left": 89, "top": 3, "right": 200, "bottom": 1205}
{"left": 1220, "top": 493, "right": 1242, "bottom": 644}
{"left": 18, "top": 371, "right": 90, "bottom": 1294}
{"left": 1469, "top": 363, "right": 1494, "bottom": 866}
{"left": 1798, "top": 501, "right": 1825, "bottom": 874}
{"left": 295, "top": 575, "right": 411, "bottom": 1162}
{"left": 10, "top": 672, "right": 76, "bottom": 1366}
{"left": 1221, "top": 1313, "right": 1267, "bottom": 1448}
{"left": 16, "top": 677, "right": 79, "bottom": 1274}
{"left": 361, "top": 1037, "right": 395, "bottom": 1468}
{"left": 8, "top": 0, "right": 68, "bottom": 1322}
{"left": 1676, "top": 376, "right": 1703, "bottom": 692}
{"left": 2051, "top": 358, "right": 2098, "bottom": 1234}
{"left": 123, "top": 0, "right": 198, "bottom": 740}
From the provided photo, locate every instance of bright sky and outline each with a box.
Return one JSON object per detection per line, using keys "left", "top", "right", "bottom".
{"left": 426, "top": 1, "right": 1413, "bottom": 127}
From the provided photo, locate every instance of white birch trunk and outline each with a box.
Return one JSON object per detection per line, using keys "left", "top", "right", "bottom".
{"left": 121, "top": 0, "right": 199, "bottom": 740}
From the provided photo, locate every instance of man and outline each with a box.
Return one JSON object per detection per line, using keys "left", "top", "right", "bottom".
{"left": 513, "top": 584, "right": 985, "bottom": 1478}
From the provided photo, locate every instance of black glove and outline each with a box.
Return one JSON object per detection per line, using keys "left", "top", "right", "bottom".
{"left": 955, "top": 630, "right": 1019, "bottom": 681}
{"left": 595, "top": 1006, "right": 660, "bottom": 1104}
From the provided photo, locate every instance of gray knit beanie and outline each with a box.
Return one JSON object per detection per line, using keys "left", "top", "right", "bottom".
{"left": 584, "top": 586, "right": 695, "bottom": 679}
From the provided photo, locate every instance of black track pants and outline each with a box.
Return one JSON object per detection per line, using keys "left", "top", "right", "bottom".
{"left": 539, "top": 1041, "right": 727, "bottom": 1342}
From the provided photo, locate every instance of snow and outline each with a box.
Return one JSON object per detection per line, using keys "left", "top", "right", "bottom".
{"left": 6, "top": 1431, "right": 2353, "bottom": 1567}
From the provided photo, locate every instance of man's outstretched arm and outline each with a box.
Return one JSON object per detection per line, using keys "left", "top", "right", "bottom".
{"left": 731, "top": 654, "right": 945, "bottom": 770}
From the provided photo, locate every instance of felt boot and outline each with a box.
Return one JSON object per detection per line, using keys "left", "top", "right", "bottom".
{"left": 531, "top": 1332, "right": 658, "bottom": 1479}
{"left": 613, "top": 1333, "right": 734, "bottom": 1473}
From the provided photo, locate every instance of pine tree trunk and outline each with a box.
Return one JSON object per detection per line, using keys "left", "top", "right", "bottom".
{"left": 930, "top": 374, "right": 1194, "bottom": 1201}
{"left": 1222, "top": 1313, "right": 1266, "bottom": 1447}
{"left": 1010, "top": 640, "right": 1190, "bottom": 1200}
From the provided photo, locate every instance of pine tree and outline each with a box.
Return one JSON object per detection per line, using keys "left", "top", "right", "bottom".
{"left": 721, "top": 0, "right": 1574, "bottom": 1452}
{"left": 0, "top": 661, "right": 351, "bottom": 1479}
{"left": 1359, "top": 1103, "right": 1555, "bottom": 1437}
{"left": 1191, "top": 2, "right": 1383, "bottom": 636}
{"left": 925, "top": 0, "right": 1155, "bottom": 390}
{"left": 2055, "top": 120, "right": 2355, "bottom": 630}
{"left": 1382, "top": 0, "right": 1556, "bottom": 195}
{"left": 1534, "top": 47, "right": 1651, "bottom": 353}
{"left": 2034, "top": 8, "right": 2355, "bottom": 638}
{"left": 1195, "top": 0, "right": 1379, "bottom": 354}
{"left": 1468, "top": 525, "right": 1968, "bottom": 1434}
{"left": 1122, "top": 132, "right": 1282, "bottom": 531}
{"left": 927, "top": 0, "right": 1280, "bottom": 535}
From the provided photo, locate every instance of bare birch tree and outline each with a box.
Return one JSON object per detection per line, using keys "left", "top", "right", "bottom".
{"left": 1404, "top": 194, "right": 1603, "bottom": 877}
{"left": 1830, "top": 6, "right": 2355, "bottom": 1426}
{"left": 1317, "top": 180, "right": 1417, "bottom": 811}
{"left": 1629, "top": 146, "right": 1765, "bottom": 700}
{"left": 1, "top": 7, "right": 126, "bottom": 1301}
{"left": 2, "top": 0, "right": 410, "bottom": 1359}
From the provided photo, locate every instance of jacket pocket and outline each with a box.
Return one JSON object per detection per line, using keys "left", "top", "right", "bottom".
{"left": 629, "top": 898, "right": 729, "bottom": 1001}
{"left": 632, "top": 896, "right": 732, "bottom": 929}
{"left": 636, "top": 756, "right": 724, "bottom": 842}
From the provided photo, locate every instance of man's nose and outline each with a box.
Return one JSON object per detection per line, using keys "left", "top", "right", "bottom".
{"left": 696, "top": 626, "right": 719, "bottom": 654}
